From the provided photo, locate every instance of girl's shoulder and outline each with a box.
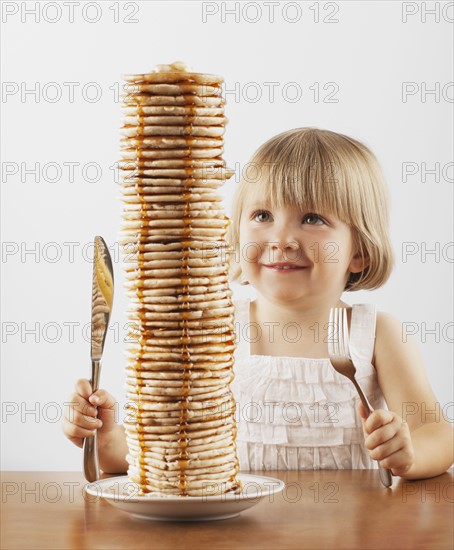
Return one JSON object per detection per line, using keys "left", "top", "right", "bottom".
{"left": 375, "top": 310, "right": 406, "bottom": 342}
{"left": 373, "top": 310, "right": 411, "bottom": 365}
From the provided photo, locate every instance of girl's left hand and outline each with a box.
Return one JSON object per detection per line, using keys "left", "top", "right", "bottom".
{"left": 358, "top": 403, "right": 415, "bottom": 476}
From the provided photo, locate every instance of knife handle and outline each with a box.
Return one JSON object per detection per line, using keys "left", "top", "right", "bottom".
{"left": 83, "top": 360, "right": 101, "bottom": 482}
{"left": 83, "top": 431, "right": 99, "bottom": 482}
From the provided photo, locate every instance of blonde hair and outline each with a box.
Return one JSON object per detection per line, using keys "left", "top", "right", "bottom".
{"left": 229, "top": 127, "right": 393, "bottom": 291}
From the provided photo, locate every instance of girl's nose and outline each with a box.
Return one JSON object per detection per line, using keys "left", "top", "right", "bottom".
{"left": 267, "top": 220, "right": 301, "bottom": 253}
{"left": 270, "top": 221, "right": 301, "bottom": 250}
{"left": 270, "top": 239, "right": 300, "bottom": 251}
{"left": 268, "top": 238, "right": 301, "bottom": 262}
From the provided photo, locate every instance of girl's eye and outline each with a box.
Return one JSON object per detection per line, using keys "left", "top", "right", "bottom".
{"left": 303, "top": 213, "right": 324, "bottom": 225}
{"left": 252, "top": 210, "right": 272, "bottom": 222}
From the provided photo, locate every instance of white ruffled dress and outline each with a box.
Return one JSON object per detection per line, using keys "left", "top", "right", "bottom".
{"left": 231, "top": 299, "right": 387, "bottom": 470}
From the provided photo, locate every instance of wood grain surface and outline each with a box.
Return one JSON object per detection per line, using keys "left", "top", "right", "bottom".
{"left": 1, "top": 470, "right": 453, "bottom": 550}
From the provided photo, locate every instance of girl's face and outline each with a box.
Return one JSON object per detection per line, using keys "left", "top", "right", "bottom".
{"left": 238, "top": 196, "right": 364, "bottom": 305}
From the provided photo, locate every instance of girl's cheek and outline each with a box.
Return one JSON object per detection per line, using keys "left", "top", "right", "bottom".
{"left": 239, "top": 240, "right": 262, "bottom": 263}
{"left": 319, "top": 241, "right": 344, "bottom": 265}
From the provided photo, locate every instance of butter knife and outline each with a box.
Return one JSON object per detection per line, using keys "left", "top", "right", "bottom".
{"left": 83, "top": 236, "right": 114, "bottom": 482}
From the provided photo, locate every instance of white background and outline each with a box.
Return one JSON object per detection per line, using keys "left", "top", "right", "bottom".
{"left": 1, "top": 0, "right": 453, "bottom": 471}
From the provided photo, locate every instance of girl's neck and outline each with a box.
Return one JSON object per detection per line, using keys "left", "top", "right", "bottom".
{"left": 248, "top": 294, "right": 347, "bottom": 358}
{"left": 251, "top": 293, "right": 344, "bottom": 326}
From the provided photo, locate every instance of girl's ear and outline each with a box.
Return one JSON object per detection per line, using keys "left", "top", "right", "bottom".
{"left": 349, "top": 252, "right": 369, "bottom": 274}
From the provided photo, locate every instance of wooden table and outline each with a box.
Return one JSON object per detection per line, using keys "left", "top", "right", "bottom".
{"left": 1, "top": 470, "right": 453, "bottom": 549}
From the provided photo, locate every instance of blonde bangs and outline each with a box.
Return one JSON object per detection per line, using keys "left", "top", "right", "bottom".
{"left": 251, "top": 130, "right": 354, "bottom": 223}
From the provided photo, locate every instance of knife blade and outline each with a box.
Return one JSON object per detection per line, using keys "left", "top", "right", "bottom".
{"left": 83, "top": 236, "right": 114, "bottom": 482}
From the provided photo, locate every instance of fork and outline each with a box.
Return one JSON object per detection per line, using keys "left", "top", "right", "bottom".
{"left": 328, "top": 307, "right": 393, "bottom": 488}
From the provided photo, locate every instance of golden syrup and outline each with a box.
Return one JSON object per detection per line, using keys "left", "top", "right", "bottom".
{"left": 176, "top": 118, "right": 196, "bottom": 496}
{"left": 178, "top": 346, "right": 191, "bottom": 495}
{"left": 137, "top": 101, "right": 144, "bottom": 137}
{"left": 135, "top": 97, "right": 149, "bottom": 494}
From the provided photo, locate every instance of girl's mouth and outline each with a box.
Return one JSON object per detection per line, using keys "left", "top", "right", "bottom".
{"left": 263, "top": 263, "right": 308, "bottom": 271}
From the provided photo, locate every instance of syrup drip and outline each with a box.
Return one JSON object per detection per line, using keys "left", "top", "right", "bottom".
{"left": 135, "top": 100, "right": 148, "bottom": 494}
{"left": 177, "top": 105, "right": 195, "bottom": 495}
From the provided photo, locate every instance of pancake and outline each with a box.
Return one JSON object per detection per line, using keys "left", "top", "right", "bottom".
{"left": 123, "top": 105, "right": 225, "bottom": 116}
{"left": 121, "top": 125, "right": 225, "bottom": 138}
{"left": 125, "top": 83, "right": 222, "bottom": 96}
{"left": 122, "top": 95, "right": 225, "bottom": 108}
{"left": 121, "top": 136, "right": 223, "bottom": 148}
{"left": 120, "top": 62, "right": 239, "bottom": 497}
{"left": 123, "top": 64, "right": 224, "bottom": 84}
{"left": 121, "top": 147, "right": 223, "bottom": 159}
{"left": 123, "top": 115, "right": 227, "bottom": 127}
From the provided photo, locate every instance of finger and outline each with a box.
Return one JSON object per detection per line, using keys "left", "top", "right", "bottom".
{"left": 358, "top": 402, "right": 368, "bottom": 421}
{"left": 75, "top": 378, "right": 93, "bottom": 400}
{"left": 88, "top": 389, "right": 117, "bottom": 410}
{"left": 364, "top": 409, "right": 395, "bottom": 434}
{"left": 381, "top": 447, "right": 414, "bottom": 473}
{"left": 64, "top": 394, "right": 98, "bottom": 420}
{"left": 89, "top": 390, "right": 118, "bottom": 428}
{"left": 364, "top": 420, "right": 399, "bottom": 450}
{"left": 71, "top": 409, "right": 103, "bottom": 430}
{"left": 357, "top": 403, "right": 368, "bottom": 440}
{"left": 62, "top": 416, "right": 97, "bottom": 444}
{"left": 368, "top": 434, "right": 404, "bottom": 461}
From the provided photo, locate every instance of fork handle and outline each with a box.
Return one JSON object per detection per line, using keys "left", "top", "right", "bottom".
{"left": 351, "top": 378, "right": 373, "bottom": 416}
{"left": 352, "top": 379, "right": 393, "bottom": 487}
{"left": 378, "top": 464, "right": 393, "bottom": 488}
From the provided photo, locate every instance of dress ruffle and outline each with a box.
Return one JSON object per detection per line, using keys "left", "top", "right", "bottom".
{"left": 231, "top": 300, "right": 387, "bottom": 470}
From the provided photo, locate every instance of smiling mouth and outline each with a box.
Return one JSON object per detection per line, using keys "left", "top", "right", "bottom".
{"left": 263, "top": 264, "right": 308, "bottom": 271}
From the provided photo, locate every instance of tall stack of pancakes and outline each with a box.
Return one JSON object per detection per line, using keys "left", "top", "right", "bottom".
{"left": 119, "top": 62, "right": 240, "bottom": 496}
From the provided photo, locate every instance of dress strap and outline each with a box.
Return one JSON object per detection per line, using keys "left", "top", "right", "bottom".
{"left": 349, "top": 304, "right": 377, "bottom": 370}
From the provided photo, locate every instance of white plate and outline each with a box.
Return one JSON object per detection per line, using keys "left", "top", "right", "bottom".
{"left": 85, "top": 473, "right": 285, "bottom": 521}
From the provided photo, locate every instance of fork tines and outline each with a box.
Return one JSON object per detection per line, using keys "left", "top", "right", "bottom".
{"left": 329, "top": 307, "right": 350, "bottom": 358}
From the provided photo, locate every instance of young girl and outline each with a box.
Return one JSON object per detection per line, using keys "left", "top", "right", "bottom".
{"left": 63, "top": 127, "right": 453, "bottom": 478}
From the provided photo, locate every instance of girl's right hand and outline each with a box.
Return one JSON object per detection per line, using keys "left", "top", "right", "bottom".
{"left": 62, "top": 378, "right": 118, "bottom": 448}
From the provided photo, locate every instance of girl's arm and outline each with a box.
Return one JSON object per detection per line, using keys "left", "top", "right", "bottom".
{"left": 366, "top": 312, "right": 454, "bottom": 479}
